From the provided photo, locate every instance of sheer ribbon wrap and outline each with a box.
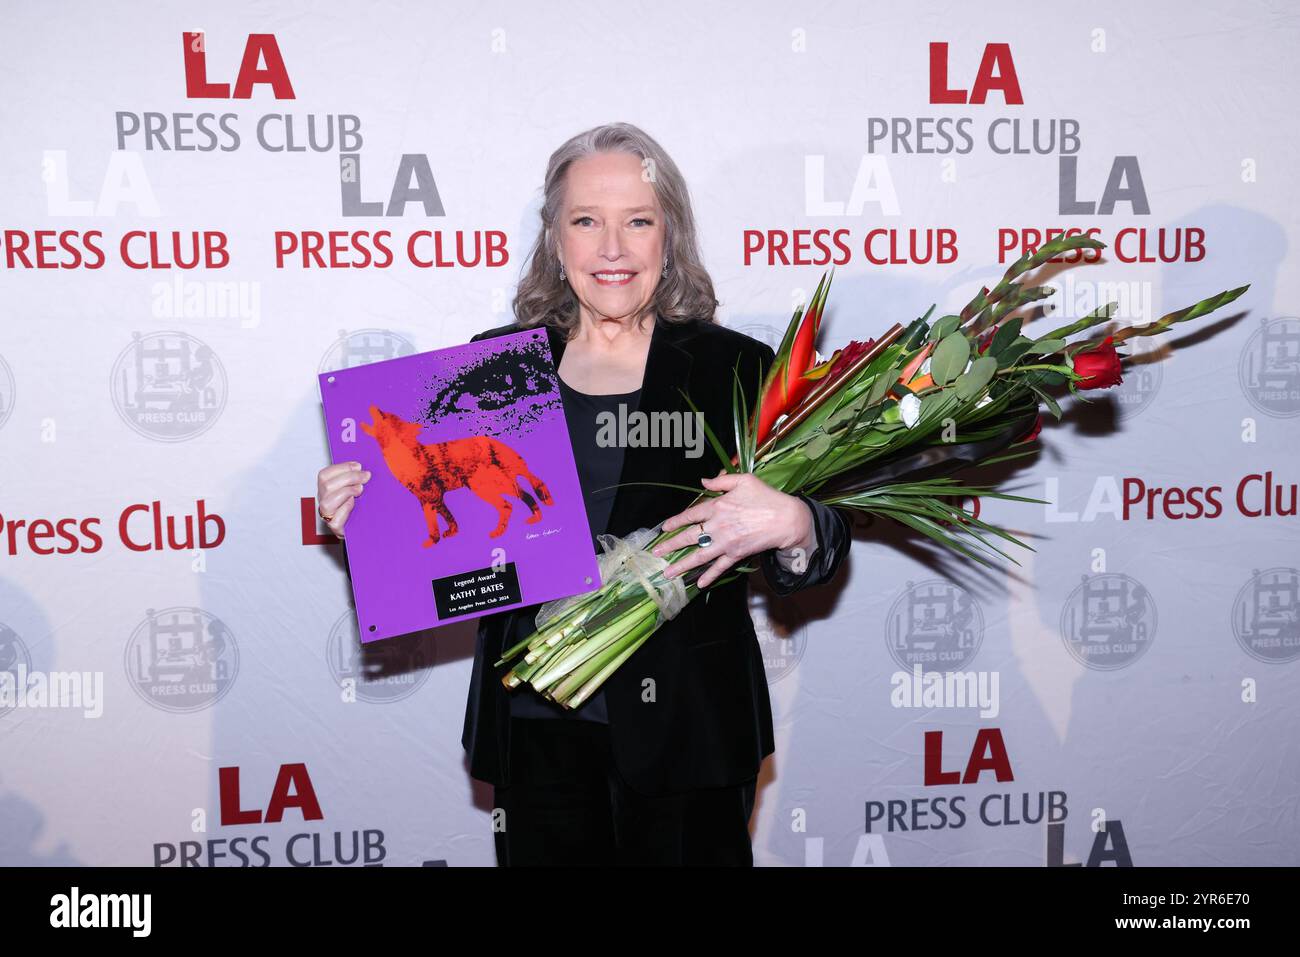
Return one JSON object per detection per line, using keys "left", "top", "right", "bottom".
{"left": 534, "top": 525, "right": 689, "bottom": 631}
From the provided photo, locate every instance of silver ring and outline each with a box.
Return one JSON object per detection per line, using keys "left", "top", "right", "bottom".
{"left": 696, "top": 526, "right": 713, "bottom": 548}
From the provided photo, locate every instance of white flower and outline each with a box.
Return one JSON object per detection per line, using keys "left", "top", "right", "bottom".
{"left": 900, "top": 392, "right": 921, "bottom": 428}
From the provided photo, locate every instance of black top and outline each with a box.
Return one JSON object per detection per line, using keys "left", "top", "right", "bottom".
{"left": 506, "top": 375, "right": 643, "bottom": 723}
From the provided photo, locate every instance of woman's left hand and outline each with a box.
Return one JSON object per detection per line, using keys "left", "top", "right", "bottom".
{"left": 650, "top": 471, "right": 816, "bottom": 589}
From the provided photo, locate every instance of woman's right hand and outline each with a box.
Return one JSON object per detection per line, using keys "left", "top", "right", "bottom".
{"left": 316, "top": 461, "right": 372, "bottom": 539}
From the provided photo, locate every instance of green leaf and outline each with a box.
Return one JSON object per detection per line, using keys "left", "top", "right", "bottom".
{"left": 931, "top": 332, "right": 971, "bottom": 386}
{"left": 826, "top": 397, "right": 866, "bottom": 432}
{"left": 989, "top": 317, "right": 1022, "bottom": 357}
{"left": 920, "top": 390, "right": 960, "bottom": 425}
{"left": 677, "top": 388, "right": 736, "bottom": 472}
{"left": 1029, "top": 384, "right": 1062, "bottom": 419}
{"left": 994, "top": 336, "right": 1035, "bottom": 367}
{"left": 866, "top": 372, "right": 895, "bottom": 406}
{"left": 731, "top": 367, "right": 746, "bottom": 470}
{"left": 954, "top": 355, "right": 997, "bottom": 401}
{"left": 929, "top": 315, "right": 961, "bottom": 341}
{"left": 1028, "top": 338, "right": 1066, "bottom": 355}
{"left": 882, "top": 510, "right": 1003, "bottom": 569}
{"left": 804, "top": 431, "right": 833, "bottom": 459}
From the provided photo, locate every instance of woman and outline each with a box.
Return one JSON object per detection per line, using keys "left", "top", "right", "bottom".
{"left": 316, "top": 122, "right": 852, "bottom": 866}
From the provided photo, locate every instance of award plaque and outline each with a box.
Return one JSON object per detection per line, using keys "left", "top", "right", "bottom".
{"left": 318, "top": 328, "right": 600, "bottom": 642}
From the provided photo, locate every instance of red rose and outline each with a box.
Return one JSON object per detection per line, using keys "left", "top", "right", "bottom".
{"left": 1073, "top": 336, "right": 1124, "bottom": 390}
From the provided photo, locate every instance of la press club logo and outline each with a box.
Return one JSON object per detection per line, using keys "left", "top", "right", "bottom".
{"left": 854, "top": 729, "right": 1134, "bottom": 867}
{"left": 1060, "top": 573, "right": 1156, "bottom": 670}
{"left": 36, "top": 31, "right": 501, "bottom": 270}
{"left": 748, "top": 42, "right": 1207, "bottom": 273}
{"left": 15, "top": 31, "right": 505, "bottom": 273}
{"left": 153, "top": 762, "right": 392, "bottom": 867}
{"left": 887, "top": 580, "right": 983, "bottom": 673}
{"left": 111, "top": 331, "right": 226, "bottom": 441}
{"left": 1239, "top": 316, "right": 1300, "bottom": 418}
{"left": 125, "top": 607, "right": 238, "bottom": 713}
{"left": 327, "top": 608, "right": 433, "bottom": 703}
{"left": 1232, "top": 568, "right": 1300, "bottom": 664}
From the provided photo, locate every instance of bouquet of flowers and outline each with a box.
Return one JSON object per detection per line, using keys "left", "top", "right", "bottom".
{"left": 497, "top": 233, "right": 1249, "bottom": 708}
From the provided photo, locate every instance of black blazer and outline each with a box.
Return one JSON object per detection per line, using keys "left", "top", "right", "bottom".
{"left": 460, "top": 313, "right": 852, "bottom": 795}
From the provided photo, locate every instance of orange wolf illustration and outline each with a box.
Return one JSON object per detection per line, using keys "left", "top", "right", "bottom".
{"left": 360, "top": 404, "right": 554, "bottom": 547}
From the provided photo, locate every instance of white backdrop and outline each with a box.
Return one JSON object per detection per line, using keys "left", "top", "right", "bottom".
{"left": 1, "top": 0, "right": 1297, "bottom": 866}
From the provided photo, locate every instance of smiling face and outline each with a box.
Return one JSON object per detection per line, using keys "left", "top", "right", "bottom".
{"left": 555, "top": 150, "right": 666, "bottom": 327}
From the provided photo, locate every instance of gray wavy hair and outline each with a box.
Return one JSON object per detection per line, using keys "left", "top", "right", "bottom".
{"left": 512, "top": 122, "right": 718, "bottom": 334}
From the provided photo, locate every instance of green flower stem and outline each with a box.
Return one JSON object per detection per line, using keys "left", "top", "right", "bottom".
{"left": 530, "top": 599, "right": 653, "bottom": 692}
{"left": 513, "top": 627, "right": 586, "bottom": 684}
{"left": 520, "top": 618, "right": 584, "bottom": 665}
{"left": 1035, "top": 304, "right": 1118, "bottom": 342}
{"left": 496, "top": 600, "right": 592, "bottom": 664}
{"left": 563, "top": 614, "right": 659, "bottom": 709}
{"left": 997, "top": 363, "right": 1078, "bottom": 377}
{"left": 549, "top": 601, "right": 659, "bottom": 701}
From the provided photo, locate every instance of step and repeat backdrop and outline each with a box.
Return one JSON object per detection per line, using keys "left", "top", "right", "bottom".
{"left": 2, "top": 1, "right": 1297, "bottom": 866}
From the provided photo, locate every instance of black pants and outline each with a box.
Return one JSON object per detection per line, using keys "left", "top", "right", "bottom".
{"left": 492, "top": 716, "right": 758, "bottom": 866}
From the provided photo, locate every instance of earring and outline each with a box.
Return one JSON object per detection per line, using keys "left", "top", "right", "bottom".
{"left": 559, "top": 261, "right": 566, "bottom": 282}
{"left": 662, "top": 254, "right": 669, "bottom": 278}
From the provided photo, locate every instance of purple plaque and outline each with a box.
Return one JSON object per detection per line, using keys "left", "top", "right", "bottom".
{"left": 318, "top": 328, "right": 599, "bottom": 642}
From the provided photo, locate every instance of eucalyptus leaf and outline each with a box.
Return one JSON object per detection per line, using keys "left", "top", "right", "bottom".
{"left": 929, "top": 315, "right": 961, "bottom": 341}
{"left": 931, "top": 332, "right": 971, "bottom": 386}
{"left": 954, "top": 355, "right": 998, "bottom": 401}
{"left": 826, "top": 398, "right": 866, "bottom": 432}
{"left": 867, "top": 373, "right": 894, "bottom": 405}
